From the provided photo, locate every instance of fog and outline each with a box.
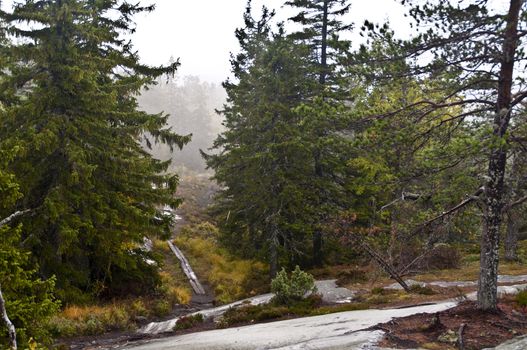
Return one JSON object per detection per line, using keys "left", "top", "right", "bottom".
{"left": 0, "top": 0, "right": 410, "bottom": 174}
{"left": 138, "top": 75, "right": 226, "bottom": 173}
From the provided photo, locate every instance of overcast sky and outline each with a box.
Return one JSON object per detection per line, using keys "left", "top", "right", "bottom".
{"left": 2, "top": 0, "right": 409, "bottom": 83}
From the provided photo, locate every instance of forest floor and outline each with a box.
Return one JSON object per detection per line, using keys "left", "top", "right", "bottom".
{"left": 54, "top": 175, "right": 527, "bottom": 349}
{"left": 375, "top": 297, "right": 527, "bottom": 350}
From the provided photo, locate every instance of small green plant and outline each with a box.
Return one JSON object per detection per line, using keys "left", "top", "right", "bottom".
{"left": 271, "top": 266, "right": 317, "bottom": 305}
{"left": 153, "top": 300, "right": 171, "bottom": 317}
{"left": 173, "top": 314, "right": 204, "bottom": 331}
{"left": 371, "top": 287, "right": 385, "bottom": 295}
{"left": 409, "top": 284, "right": 435, "bottom": 295}
{"left": 516, "top": 290, "right": 527, "bottom": 307}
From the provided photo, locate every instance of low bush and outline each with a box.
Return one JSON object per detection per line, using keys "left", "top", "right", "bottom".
{"left": 152, "top": 300, "right": 171, "bottom": 317}
{"left": 516, "top": 290, "right": 527, "bottom": 307}
{"left": 409, "top": 284, "right": 436, "bottom": 295}
{"left": 271, "top": 266, "right": 317, "bottom": 305}
{"left": 173, "top": 314, "right": 204, "bottom": 331}
{"left": 371, "top": 287, "right": 385, "bottom": 295}
{"left": 47, "top": 304, "right": 134, "bottom": 337}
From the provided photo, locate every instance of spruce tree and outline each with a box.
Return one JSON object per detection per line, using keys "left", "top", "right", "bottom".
{"left": 285, "top": 0, "right": 352, "bottom": 266}
{"left": 206, "top": 3, "right": 353, "bottom": 275}
{"left": 0, "top": 0, "right": 189, "bottom": 300}
{"left": 285, "top": 0, "right": 351, "bottom": 87}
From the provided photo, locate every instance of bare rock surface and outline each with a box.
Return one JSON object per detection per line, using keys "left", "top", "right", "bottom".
{"left": 128, "top": 302, "right": 456, "bottom": 350}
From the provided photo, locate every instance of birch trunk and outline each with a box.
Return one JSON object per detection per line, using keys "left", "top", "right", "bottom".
{"left": 0, "top": 283, "right": 17, "bottom": 350}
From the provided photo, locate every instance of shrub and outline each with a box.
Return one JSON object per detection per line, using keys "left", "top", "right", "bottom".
{"left": 422, "top": 244, "right": 461, "bottom": 270}
{"left": 173, "top": 314, "right": 204, "bottom": 331}
{"left": 336, "top": 269, "right": 368, "bottom": 286}
{"left": 409, "top": 284, "right": 436, "bottom": 295}
{"left": 371, "top": 287, "right": 385, "bottom": 295}
{"left": 516, "top": 290, "right": 527, "bottom": 307}
{"left": 153, "top": 300, "right": 171, "bottom": 317}
{"left": 271, "top": 266, "right": 317, "bottom": 305}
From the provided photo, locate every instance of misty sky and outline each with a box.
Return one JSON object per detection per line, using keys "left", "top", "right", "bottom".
{"left": 2, "top": 0, "right": 409, "bottom": 83}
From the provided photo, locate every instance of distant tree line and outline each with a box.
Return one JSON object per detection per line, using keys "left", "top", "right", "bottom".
{"left": 138, "top": 74, "right": 225, "bottom": 173}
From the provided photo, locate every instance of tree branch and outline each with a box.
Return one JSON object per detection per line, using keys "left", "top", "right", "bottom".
{"left": 0, "top": 210, "right": 32, "bottom": 229}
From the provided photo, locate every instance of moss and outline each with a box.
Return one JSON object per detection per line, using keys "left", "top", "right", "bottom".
{"left": 174, "top": 314, "right": 204, "bottom": 331}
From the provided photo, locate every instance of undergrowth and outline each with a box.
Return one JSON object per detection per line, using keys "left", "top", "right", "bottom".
{"left": 174, "top": 222, "right": 270, "bottom": 304}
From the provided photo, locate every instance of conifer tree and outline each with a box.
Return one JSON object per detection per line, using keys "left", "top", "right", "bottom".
{"left": 285, "top": 0, "right": 351, "bottom": 87}
{"left": 285, "top": 0, "right": 352, "bottom": 266}
{"left": 355, "top": 0, "right": 527, "bottom": 310}
{"left": 0, "top": 0, "right": 189, "bottom": 300}
{"left": 206, "top": 2, "right": 353, "bottom": 275}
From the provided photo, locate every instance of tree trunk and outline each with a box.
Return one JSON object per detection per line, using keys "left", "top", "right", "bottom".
{"left": 269, "top": 234, "right": 278, "bottom": 279}
{"left": 477, "top": 0, "right": 522, "bottom": 311}
{"left": 319, "top": 0, "right": 328, "bottom": 85}
{"left": 312, "top": 230, "right": 323, "bottom": 267}
{"left": 0, "top": 283, "right": 17, "bottom": 350}
{"left": 504, "top": 211, "right": 519, "bottom": 261}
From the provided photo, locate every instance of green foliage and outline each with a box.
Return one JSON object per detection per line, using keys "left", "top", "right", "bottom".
{"left": 205, "top": 4, "right": 353, "bottom": 272}
{"left": 0, "top": 0, "right": 189, "bottom": 300}
{"left": 0, "top": 226, "right": 60, "bottom": 346}
{"left": 408, "top": 285, "right": 436, "bottom": 296}
{"left": 516, "top": 290, "right": 527, "bottom": 307}
{"left": 216, "top": 295, "right": 321, "bottom": 328}
{"left": 175, "top": 224, "right": 269, "bottom": 304}
{"left": 173, "top": 314, "right": 204, "bottom": 331}
{"left": 0, "top": 149, "right": 59, "bottom": 346}
{"left": 271, "top": 266, "right": 317, "bottom": 305}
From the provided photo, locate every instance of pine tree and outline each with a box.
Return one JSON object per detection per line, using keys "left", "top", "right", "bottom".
{"left": 0, "top": 0, "right": 189, "bottom": 300}
{"left": 355, "top": 0, "right": 527, "bottom": 310}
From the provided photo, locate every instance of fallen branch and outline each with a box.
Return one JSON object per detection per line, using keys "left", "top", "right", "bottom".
{"left": 0, "top": 283, "right": 16, "bottom": 350}
{"left": 354, "top": 238, "right": 410, "bottom": 292}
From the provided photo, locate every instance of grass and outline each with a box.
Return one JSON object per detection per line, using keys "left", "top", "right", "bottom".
{"left": 49, "top": 238, "right": 193, "bottom": 339}
{"left": 174, "top": 223, "right": 270, "bottom": 304}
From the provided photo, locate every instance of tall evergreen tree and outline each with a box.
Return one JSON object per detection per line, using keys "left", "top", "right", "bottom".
{"left": 285, "top": 0, "right": 351, "bottom": 87}
{"left": 206, "top": 3, "right": 353, "bottom": 275}
{"left": 285, "top": 0, "right": 352, "bottom": 265}
{"left": 0, "top": 0, "right": 188, "bottom": 300}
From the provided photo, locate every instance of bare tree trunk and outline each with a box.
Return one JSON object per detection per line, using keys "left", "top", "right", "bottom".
{"left": 504, "top": 211, "right": 519, "bottom": 261}
{"left": 0, "top": 283, "right": 17, "bottom": 350}
{"left": 477, "top": 0, "right": 522, "bottom": 311}
{"left": 312, "top": 230, "right": 323, "bottom": 267}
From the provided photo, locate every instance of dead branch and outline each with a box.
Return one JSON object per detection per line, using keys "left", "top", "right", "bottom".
{"left": 413, "top": 187, "right": 484, "bottom": 233}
